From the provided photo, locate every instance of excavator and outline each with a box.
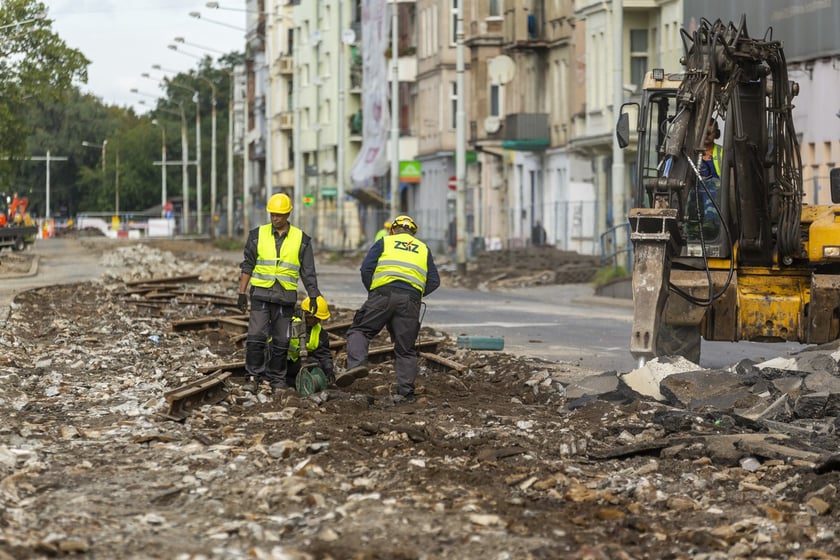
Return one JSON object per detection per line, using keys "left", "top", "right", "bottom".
{"left": 616, "top": 16, "right": 840, "bottom": 366}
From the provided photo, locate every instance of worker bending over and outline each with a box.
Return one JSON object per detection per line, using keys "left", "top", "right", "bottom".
{"left": 337, "top": 215, "right": 440, "bottom": 402}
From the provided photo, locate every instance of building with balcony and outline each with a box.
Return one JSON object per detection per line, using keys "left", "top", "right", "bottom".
{"left": 570, "top": 0, "right": 682, "bottom": 258}
{"left": 414, "top": 0, "right": 468, "bottom": 251}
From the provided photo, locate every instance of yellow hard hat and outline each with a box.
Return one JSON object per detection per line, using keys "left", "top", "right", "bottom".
{"left": 391, "top": 215, "right": 418, "bottom": 234}
{"left": 301, "top": 295, "right": 331, "bottom": 320}
{"left": 383, "top": 220, "right": 392, "bottom": 228}
{"left": 267, "top": 193, "right": 292, "bottom": 214}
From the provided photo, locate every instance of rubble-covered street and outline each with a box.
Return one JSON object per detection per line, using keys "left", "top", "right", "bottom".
{"left": 1, "top": 241, "right": 840, "bottom": 559}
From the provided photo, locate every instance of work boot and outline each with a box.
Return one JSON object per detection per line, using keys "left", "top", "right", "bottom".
{"left": 335, "top": 364, "right": 369, "bottom": 388}
{"left": 270, "top": 381, "right": 290, "bottom": 393}
{"left": 379, "top": 392, "right": 417, "bottom": 406}
{"left": 242, "top": 377, "right": 258, "bottom": 394}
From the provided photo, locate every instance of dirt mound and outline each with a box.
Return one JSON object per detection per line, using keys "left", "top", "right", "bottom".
{"left": 443, "top": 247, "right": 601, "bottom": 289}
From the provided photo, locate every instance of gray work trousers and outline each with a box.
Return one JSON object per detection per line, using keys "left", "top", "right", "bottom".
{"left": 245, "top": 299, "right": 293, "bottom": 388}
{"left": 345, "top": 287, "right": 421, "bottom": 396}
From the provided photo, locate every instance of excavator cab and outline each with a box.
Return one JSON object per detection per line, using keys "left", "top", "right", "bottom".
{"left": 624, "top": 76, "right": 732, "bottom": 260}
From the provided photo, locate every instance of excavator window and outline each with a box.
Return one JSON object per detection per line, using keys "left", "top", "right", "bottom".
{"left": 831, "top": 168, "right": 840, "bottom": 204}
{"left": 636, "top": 92, "right": 675, "bottom": 207}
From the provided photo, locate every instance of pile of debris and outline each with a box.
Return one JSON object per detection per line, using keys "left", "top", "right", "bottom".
{"left": 0, "top": 252, "right": 35, "bottom": 277}
{"left": 442, "top": 246, "right": 602, "bottom": 290}
{"left": 1, "top": 243, "right": 839, "bottom": 559}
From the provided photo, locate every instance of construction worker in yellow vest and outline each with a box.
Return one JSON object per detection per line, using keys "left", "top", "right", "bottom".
{"left": 286, "top": 295, "right": 336, "bottom": 387}
{"left": 687, "top": 118, "right": 724, "bottom": 240}
{"left": 238, "top": 193, "right": 323, "bottom": 394}
{"left": 336, "top": 215, "right": 440, "bottom": 403}
{"left": 374, "top": 219, "right": 391, "bottom": 242}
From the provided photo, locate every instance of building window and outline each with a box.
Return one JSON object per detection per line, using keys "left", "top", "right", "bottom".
{"left": 489, "top": 83, "right": 501, "bottom": 117}
{"left": 451, "top": 0, "right": 458, "bottom": 45}
{"left": 488, "top": 0, "right": 500, "bottom": 17}
{"left": 450, "top": 81, "right": 457, "bottom": 129}
{"left": 630, "top": 29, "right": 648, "bottom": 89}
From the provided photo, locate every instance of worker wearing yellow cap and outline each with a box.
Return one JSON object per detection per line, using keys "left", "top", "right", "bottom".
{"left": 286, "top": 295, "right": 335, "bottom": 389}
{"left": 374, "top": 219, "right": 391, "bottom": 242}
{"left": 238, "top": 193, "right": 323, "bottom": 394}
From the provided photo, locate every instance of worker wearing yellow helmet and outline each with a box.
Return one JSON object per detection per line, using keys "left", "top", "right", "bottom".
{"left": 238, "top": 192, "right": 324, "bottom": 394}
{"left": 374, "top": 219, "right": 391, "bottom": 242}
{"left": 285, "top": 295, "right": 336, "bottom": 389}
{"left": 336, "top": 215, "right": 440, "bottom": 403}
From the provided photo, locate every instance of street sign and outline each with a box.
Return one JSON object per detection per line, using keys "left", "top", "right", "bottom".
{"left": 321, "top": 186, "right": 337, "bottom": 198}
{"left": 303, "top": 195, "right": 315, "bottom": 207}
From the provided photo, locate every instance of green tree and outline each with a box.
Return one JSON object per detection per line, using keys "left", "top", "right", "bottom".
{"left": 0, "top": 0, "right": 88, "bottom": 181}
{"left": 23, "top": 90, "right": 121, "bottom": 218}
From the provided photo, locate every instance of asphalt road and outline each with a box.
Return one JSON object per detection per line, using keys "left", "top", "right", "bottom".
{"left": 1, "top": 237, "right": 806, "bottom": 373}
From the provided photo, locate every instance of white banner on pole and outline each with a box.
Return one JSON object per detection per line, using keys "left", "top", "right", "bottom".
{"left": 350, "top": 0, "right": 391, "bottom": 188}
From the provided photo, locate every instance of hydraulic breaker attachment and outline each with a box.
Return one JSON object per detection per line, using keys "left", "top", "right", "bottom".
{"left": 628, "top": 208, "right": 682, "bottom": 365}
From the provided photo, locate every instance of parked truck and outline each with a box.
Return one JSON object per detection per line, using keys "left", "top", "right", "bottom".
{"left": 0, "top": 192, "right": 37, "bottom": 252}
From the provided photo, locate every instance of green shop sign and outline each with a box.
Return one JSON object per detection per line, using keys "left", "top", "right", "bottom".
{"left": 399, "top": 160, "right": 422, "bottom": 183}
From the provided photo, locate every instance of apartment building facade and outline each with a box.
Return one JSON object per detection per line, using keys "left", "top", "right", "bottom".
{"left": 245, "top": 0, "right": 840, "bottom": 254}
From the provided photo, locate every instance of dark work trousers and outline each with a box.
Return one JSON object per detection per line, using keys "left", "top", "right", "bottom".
{"left": 245, "top": 300, "right": 294, "bottom": 388}
{"left": 345, "top": 287, "right": 421, "bottom": 396}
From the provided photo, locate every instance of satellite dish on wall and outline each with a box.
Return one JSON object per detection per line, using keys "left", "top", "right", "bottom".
{"left": 311, "top": 31, "right": 321, "bottom": 46}
{"left": 484, "top": 116, "right": 501, "bottom": 134}
{"left": 342, "top": 29, "right": 356, "bottom": 45}
{"left": 487, "top": 55, "right": 516, "bottom": 84}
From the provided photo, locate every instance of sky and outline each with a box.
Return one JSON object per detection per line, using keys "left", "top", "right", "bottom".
{"left": 44, "top": 0, "right": 248, "bottom": 114}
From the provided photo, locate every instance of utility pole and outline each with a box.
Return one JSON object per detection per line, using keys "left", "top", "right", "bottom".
{"left": 389, "top": 0, "right": 399, "bottom": 218}
{"left": 227, "top": 73, "right": 235, "bottom": 237}
{"left": 199, "top": 77, "right": 218, "bottom": 237}
{"left": 194, "top": 91, "right": 203, "bottom": 234}
{"left": 28, "top": 151, "right": 68, "bottom": 219}
{"left": 612, "top": 0, "right": 625, "bottom": 266}
{"left": 455, "top": 0, "right": 467, "bottom": 275}
{"left": 152, "top": 120, "right": 167, "bottom": 211}
{"left": 337, "top": 0, "right": 346, "bottom": 246}
{"left": 264, "top": 4, "right": 275, "bottom": 210}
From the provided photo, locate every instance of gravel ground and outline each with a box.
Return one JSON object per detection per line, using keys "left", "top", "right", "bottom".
{"left": 1, "top": 240, "right": 839, "bottom": 560}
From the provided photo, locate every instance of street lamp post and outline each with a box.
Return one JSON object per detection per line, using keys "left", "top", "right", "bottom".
{"left": 166, "top": 74, "right": 203, "bottom": 235}
{"left": 205, "top": 1, "right": 275, "bottom": 222}
{"left": 165, "top": 48, "right": 233, "bottom": 238}
{"left": 139, "top": 76, "right": 202, "bottom": 233}
{"left": 133, "top": 88, "right": 191, "bottom": 234}
{"left": 151, "top": 119, "right": 167, "bottom": 213}
{"left": 197, "top": 75, "right": 218, "bottom": 237}
{"left": 390, "top": 3, "right": 399, "bottom": 219}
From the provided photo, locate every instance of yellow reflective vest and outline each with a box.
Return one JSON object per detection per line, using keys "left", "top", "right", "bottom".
{"left": 250, "top": 224, "right": 303, "bottom": 290}
{"left": 370, "top": 233, "right": 429, "bottom": 293}
{"left": 288, "top": 320, "right": 322, "bottom": 362}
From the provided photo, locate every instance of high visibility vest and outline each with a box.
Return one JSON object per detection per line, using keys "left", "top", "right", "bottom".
{"left": 250, "top": 224, "right": 303, "bottom": 290}
{"left": 374, "top": 228, "right": 388, "bottom": 241}
{"left": 288, "top": 320, "right": 322, "bottom": 362}
{"left": 705, "top": 144, "right": 722, "bottom": 177}
{"left": 370, "top": 233, "right": 429, "bottom": 293}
